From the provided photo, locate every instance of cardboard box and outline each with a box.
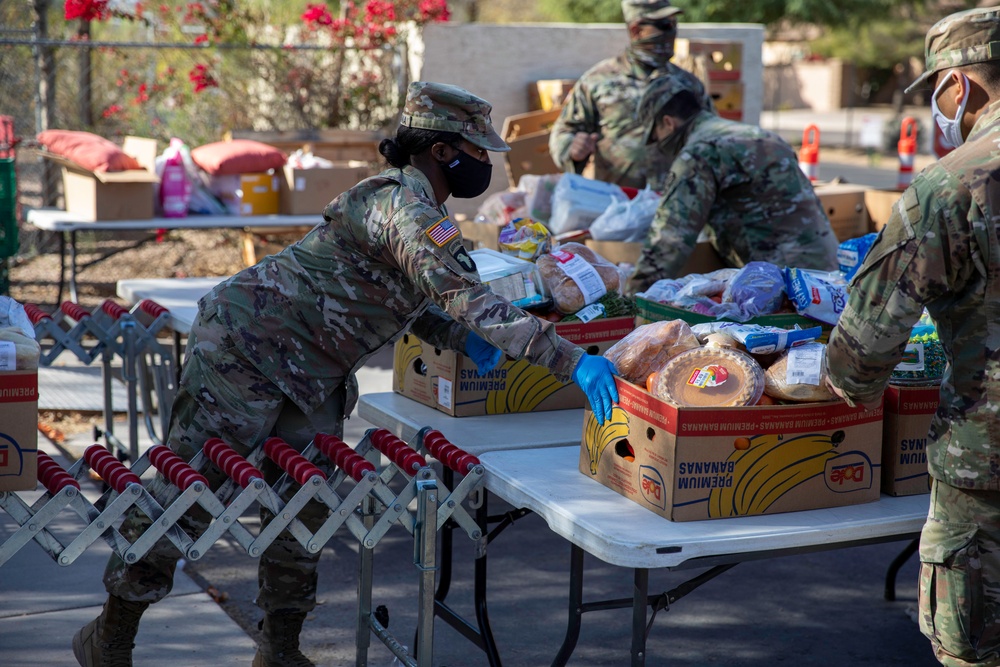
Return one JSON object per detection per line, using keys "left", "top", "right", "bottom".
{"left": 502, "top": 108, "right": 563, "bottom": 189}
{"left": 580, "top": 378, "right": 883, "bottom": 521}
{"left": 0, "top": 370, "right": 39, "bottom": 492}
{"left": 865, "top": 188, "right": 903, "bottom": 233}
{"left": 529, "top": 79, "right": 577, "bottom": 111}
{"left": 709, "top": 81, "right": 744, "bottom": 121}
{"left": 393, "top": 316, "right": 635, "bottom": 416}
{"left": 585, "top": 240, "right": 725, "bottom": 275}
{"left": 279, "top": 162, "right": 372, "bottom": 215}
{"left": 457, "top": 217, "right": 501, "bottom": 251}
{"left": 677, "top": 39, "right": 742, "bottom": 81}
{"left": 881, "top": 384, "right": 936, "bottom": 496}
{"left": 237, "top": 172, "right": 280, "bottom": 216}
{"left": 44, "top": 136, "right": 159, "bottom": 221}
{"left": 228, "top": 129, "right": 380, "bottom": 164}
{"left": 815, "top": 183, "right": 871, "bottom": 241}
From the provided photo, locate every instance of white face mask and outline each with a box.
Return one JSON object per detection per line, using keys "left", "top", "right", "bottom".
{"left": 931, "top": 71, "right": 970, "bottom": 149}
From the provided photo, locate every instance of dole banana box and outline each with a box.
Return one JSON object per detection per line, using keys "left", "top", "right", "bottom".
{"left": 393, "top": 316, "right": 634, "bottom": 417}
{"left": 579, "top": 378, "right": 883, "bottom": 522}
{"left": 0, "top": 370, "right": 39, "bottom": 492}
{"left": 881, "top": 384, "right": 936, "bottom": 496}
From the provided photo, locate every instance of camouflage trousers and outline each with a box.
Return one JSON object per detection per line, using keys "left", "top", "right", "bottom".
{"left": 103, "top": 308, "right": 346, "bottom": 614}
{"left": 920, "top": 478, "right": 1000, "bottom": 667}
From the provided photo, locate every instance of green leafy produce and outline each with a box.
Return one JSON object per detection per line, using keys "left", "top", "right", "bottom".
{"left": 561, "top": 291, "right": 637, "bottom": 322}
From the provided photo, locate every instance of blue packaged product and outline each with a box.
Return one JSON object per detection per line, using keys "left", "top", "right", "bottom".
{"left": 783, "top": 267, "right": 847, "bottom": 325}
{"left": 837, "top": 233, "right": 878, "bottom": 281}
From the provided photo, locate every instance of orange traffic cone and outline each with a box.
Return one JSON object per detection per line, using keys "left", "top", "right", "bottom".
{"left": 897, "top": 117, "right": 918, "bottom": 190}
{"left": 799, "top": 125, "right": 820, "bottom": 182}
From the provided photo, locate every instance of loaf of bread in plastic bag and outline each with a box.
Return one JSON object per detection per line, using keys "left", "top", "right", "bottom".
{"left": 537, "top": 242, "right": 623, "bottom": 314}
{"left": 763, "top": 345, "right": 835, "bottom": 402}
{"left": 0, "top": 327, "right": 41, "bottom": 371}
{"left": 603, "top": 319, "right": 701, "bottom": 385}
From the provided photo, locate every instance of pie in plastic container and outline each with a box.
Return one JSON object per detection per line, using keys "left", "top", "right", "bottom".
{"left": 650, "top": 346, "right": 765, "bottom": 407}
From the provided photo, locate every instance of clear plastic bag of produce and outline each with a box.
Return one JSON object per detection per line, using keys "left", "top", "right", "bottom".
{"left": 603, "top": 319, "right": 701, "bottom": 386}
{"left": 721, "top": 261, "right": 786, "bottom": 320}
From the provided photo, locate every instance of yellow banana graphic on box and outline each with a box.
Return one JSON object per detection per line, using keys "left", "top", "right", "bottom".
{"left": 485, "top": 359, "right": 568, "bottom": 414}
{"left": 394, "top": 336, "right": 424, "bottom": 392}
{"left": 583, "top": 407, "right": 630, "bottom": 475}
{"left": 710, "top": 433, "right": 837, "bottom": 518}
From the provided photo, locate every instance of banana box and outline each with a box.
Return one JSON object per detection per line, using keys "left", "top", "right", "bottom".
{"left": 392, "top": 316, "right": 634, "bottom": 417}
{"left": 0, "top": 370, "right": 39, "bottom": 492}
{"left": 579, "top": 378, "right": 883, "bottom": 522}
{"left": 881, "top": 384, "right": 936, "bottom": 496}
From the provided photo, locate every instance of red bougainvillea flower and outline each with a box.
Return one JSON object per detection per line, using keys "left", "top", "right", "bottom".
{"left": 102, "top": 104, "right": 124, "bottom": 119}
{"left": 302, "top": 3, "right": 333, "bottom": 27}
{"left": 64, "top": 0, "right": 111, "bottom": 21}
{"left": 188, "top": 63, "right": 218, "bottom": 93}
{"left": 418, "top": 0, "right": 450, "bottom": 22}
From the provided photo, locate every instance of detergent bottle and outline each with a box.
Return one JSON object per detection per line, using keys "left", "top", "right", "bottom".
{"left": 160, "top": 138, "right": 190, "bottom": 218}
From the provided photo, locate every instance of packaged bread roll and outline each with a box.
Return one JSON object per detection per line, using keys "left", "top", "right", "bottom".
{"left": 763, "top": 343, "right": 836, "bottom": 402}
{"left": 536, "top": 242, "right": 623, "bottom": 314}
{"left": 650, "top": 345, "right": 764, "bottom": 408}
{"left": 603, "top": 319, "right": 700, "bottom": 386}
{"left": 0, "top": 326, "right": 41, "bottom": 371}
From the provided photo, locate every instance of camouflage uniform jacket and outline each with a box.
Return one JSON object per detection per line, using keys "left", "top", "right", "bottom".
{"left": 549, "top": 53, "right": 714, "bottom": 189}
{"left": 827, "top": 100, "right": 1000, "bottom": 491}
{"left": 627, "top": 111, "right": 839, "bottom": 293}
{"left": 200, "top": 165, "right": 583, "bottom": 415}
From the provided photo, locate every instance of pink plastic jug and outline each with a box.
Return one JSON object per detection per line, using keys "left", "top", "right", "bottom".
{"left": 160, "top": 139, "right": 189, "bottom": 218}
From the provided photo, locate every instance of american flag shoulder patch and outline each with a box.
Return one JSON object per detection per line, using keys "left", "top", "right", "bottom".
{"left": 424, "top": 216, "right": 460, "bottom": 247}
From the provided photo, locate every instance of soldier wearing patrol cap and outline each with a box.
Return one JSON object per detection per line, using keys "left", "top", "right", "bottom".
{"left": 625, "top": 76, "right": 838, "bottom": 295}
{"left": 71, "top": 81, "right": 619, "bottom": 667}
{"left": 825, "top": 7, "right": 1000, "bottom": 666}
{"left": 548, "top": 0, "right": 715, "bottom": 189}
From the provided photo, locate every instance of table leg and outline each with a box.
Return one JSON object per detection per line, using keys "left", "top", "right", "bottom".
{"left": 68, "top": 229, "right": 78, "bottom": 303}
{"left": 632, "top": 569, "right": 649, "bottom": 667}
{"left": 884, "top": 537, "right": 919, "bottom": 601}
{"left": 551, "top": 544, "right": 585, "bottom": 667}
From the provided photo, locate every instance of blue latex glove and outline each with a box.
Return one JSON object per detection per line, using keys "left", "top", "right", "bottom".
{"left": 465, "top": 332, "right": 503, "bottom": 376}
{"left": 572, "top": 355, "right": 619, "bottom": 424}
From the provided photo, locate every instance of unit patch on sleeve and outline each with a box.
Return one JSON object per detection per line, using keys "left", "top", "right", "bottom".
{"left": 424, "top": 216, "right": 460, "bottom": 247}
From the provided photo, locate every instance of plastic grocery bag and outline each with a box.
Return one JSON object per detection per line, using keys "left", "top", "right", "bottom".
{"left": 588, "top": 188, "right": 660, "bottom": 242}
{"left": 517, "top": 173, "right": 562, "bottom": 223}
{"left": 0, "top": 296, "right": 40, "bottom": 371}
{"left": 0, "top": 296, "right": 34, "bottom": 339}
{"left": 547, "top": 174, "right": 627, "bottom": 236}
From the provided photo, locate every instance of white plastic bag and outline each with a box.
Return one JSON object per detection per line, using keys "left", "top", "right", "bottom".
{"left": 547, "top": 174, "right": 626, "bottom": 236}
{"left": 588, "top": 188, "right": 660, "bottom": 242}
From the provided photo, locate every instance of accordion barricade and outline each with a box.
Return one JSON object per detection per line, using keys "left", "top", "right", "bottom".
{"left": 0, "top": 427, "right": 484, "bottom": 667}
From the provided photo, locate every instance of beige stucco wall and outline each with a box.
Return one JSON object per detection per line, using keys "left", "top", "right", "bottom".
{"left": 408, "top": 22, "right": 765, "bottom": 216}
{"left": 763, "top": 60, "right": 851, "bottom": 112}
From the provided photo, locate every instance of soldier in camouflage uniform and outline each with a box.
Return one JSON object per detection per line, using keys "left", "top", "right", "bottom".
{"left": 72, "top": 82, "right": 618, "bottom": 667}
{"left": 825, "top": 8, "right": 1000, "bottom": 666}
{"left": 548, "top": 0, "right": 715, "bottom": 189}
{"left": 626, "top": 78, "right": 839, "bottom": 294}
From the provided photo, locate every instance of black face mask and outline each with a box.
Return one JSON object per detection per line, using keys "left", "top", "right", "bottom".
{"left": 440, "top": 150, "right": 492, "bottom": 198}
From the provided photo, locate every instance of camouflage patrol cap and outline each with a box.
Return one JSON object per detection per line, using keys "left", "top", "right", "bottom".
{"left": 636, "top": 75, "right": 693, "bottom": 143}
{"left": 399, "top": 81, "right": 510, "bottom": 153}
{"left": 622, "top": 0, "right": 682, "bottom": 24}
{"left": 905, "top": 7, "right": 1000, "bottom": 93}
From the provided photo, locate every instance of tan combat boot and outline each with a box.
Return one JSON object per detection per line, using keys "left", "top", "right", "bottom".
{"left": 72, "top": 595, "right": 150, "bottom": 667}
{"left": 251, "top": 612, "right": 316, "bottom": 667}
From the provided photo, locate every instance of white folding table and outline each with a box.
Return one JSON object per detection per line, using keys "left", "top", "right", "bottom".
{"left": 117, "top": 276, "right": 221, "bottom": 335}
{"left": 359, "top": 392, "right": 930, "bottom": 666}
{"left": 28, "top": 208, "right": 319, "bottom": 304}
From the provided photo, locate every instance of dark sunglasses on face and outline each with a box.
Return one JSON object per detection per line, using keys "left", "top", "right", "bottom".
{"left": 640, "top": 18, "right": 677, "bottom": 31}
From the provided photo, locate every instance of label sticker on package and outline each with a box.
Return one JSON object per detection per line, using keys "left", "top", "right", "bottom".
{"left": 436, "top": 377, "right": 453, "bottom": 409}
{"left": 687, "top": 364, "right": 729, "bottom": 388}
{"left": 895, "top": 343, "right": 925, "bottom": 372}
{"left": 552, "top": 251, "right": 607, "bottom": 305}
{"left": 573, "top": 303, "right": 606, "bottom": 324}
{"left": 0, "top": 341, "right": 14, "bottom": 371}
{"left": 786, "top": 342, "right": 824, "bottom": 385}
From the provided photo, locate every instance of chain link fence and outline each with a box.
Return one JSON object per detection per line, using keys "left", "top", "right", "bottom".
{"left": 0, "top": 7, "right": 408, "bottom": 273}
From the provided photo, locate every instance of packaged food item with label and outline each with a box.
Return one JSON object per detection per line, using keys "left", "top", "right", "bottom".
{"left": 603, "top": 319, "right": 700, "bottom": 385}
{"left": 536, "top": 242, "right": 622, "bottom": 313}
{"left": 783, "top": 267, "right": 847, "bottom": 325}
{"left": 650, "top": 344, "right": 764, "bottom": 407}
{"left": 891, "top": 313, "right": 946, "bottom": 385}
{"left": 497, "top": 217, "right": 552, "bottom": 261}
{"left": 763, "top": 342, "right": 835, "bottom": 402}
{"left": 691, "top": 321, "right": 823, "bottom": 355}
{"left": 837, "top": 232, "right": 878, "bottom": 281}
